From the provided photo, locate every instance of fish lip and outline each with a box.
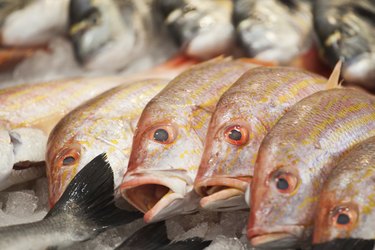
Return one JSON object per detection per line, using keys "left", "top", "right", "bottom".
{"left": 195, "top": 177, "right": 251, "bottom": 211}
{"left": 248, "top": 226, "right": 305, "bottom": 248}
{"left": 121, "top": 172, "right": 198, "bottom": 223}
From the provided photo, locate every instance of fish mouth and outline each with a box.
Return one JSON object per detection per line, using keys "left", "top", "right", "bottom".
{"left": 248, "top": 226, "right": 304, "bottom": 248}
{"left": 121, "top": 171, "right": 199, "bottom": 223}
{"left": 195, "top": 177, "right": 250, "bottom": 211}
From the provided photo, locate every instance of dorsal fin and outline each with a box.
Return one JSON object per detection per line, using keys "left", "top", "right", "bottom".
{"left": 326, "top": 60, "right": 343, "bottom": 89}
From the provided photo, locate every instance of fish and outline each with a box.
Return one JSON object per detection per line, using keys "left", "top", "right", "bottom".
{"left": 2, "top": 0, "right": 69, "bottom": 46}
{"left": 0, "top": 76, "right": 129, "bottom": 190}
{"left": 314, "top": 0, "right": 375, "bottom": 89}
{"left": 69, "top": 0, "right": 177, "bottom": 71}
{"left": 154, "top": 0, "right": 235, "bottom": 59}
{"left": 194, "top": 66, "right": 330, "bottom": 211}
{"left": 0, "top": 153, "right": 142, "bottom": 250}
{"left": 116, "top": 220, "right": 211, "bottom": 250}
{"left": 233, "top": 0, "right": 313, "bottom": 64}
{"left": 46, "top": 78, "right": 169, "bottom": 207}
{"left": 312, "top": 136, "right": 375, "bottom": 247}
{"left": 247, "top": 88, "right": 375, "bottom": 249}
{"left": 120, "top": 58, "right": 257, "bottom": 223}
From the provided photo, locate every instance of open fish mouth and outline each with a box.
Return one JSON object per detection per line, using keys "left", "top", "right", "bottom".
{"left": 195, "top": 177, "right": 250, "bottom": 211}
{"left": 248, "top": 226, "right": 304, "bottom": 249}
{"left": 121, "top": 171, "right": 199, "bottom": 223}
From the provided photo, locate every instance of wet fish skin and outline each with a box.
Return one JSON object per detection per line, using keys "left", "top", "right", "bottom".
{"left": 312, "top": 136, "right": 375, "bottom": 245}
{"left": 248, "top": 88, "right": 375, "bottom": 249}
{"left": 0, "top": 76, "right": 128, "bottom": 190}
{"left": 120, "top": 58, "right": 257, "bottom": 223}
{"left": 233, "top": 0, "right": 313, "bottom": 64}
{"left": 154, "top": 0, "right": 235, "bottom": 59}
{"left": 314, "top": 0, "right": 375, "bottom": 88}
{"left": 0, "top": 153, "right": 142, "bottom": 250}
{"left": 46, "top": 79, "right": 169, "bottom": 207}
{"left": 194, "top": 66, "right": 328, "bottom": 211}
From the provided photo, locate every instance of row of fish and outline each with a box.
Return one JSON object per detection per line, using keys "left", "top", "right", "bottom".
{"left": 0, "top": 0, "right": 374, "bottom": 88}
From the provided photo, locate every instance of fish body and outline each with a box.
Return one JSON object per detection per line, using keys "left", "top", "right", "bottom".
{"left": 154, "top": 0, "right": 234, "bottom": 59}
{"left": 46, "top": 78, "right": 169, "bottom": 207}
{"left": 0, "top": 76, "right": 127, "bottom": 190}
{"left": 314, "top": 0, "right": 375, "bottom": 88}
{"left": 312, "top": 136, "right": 375, "bottom": 245}
{"left": 248, "top": 88, "right": 375, "bottom": 249}
{"left": 69, "top": 0, "right": 176, "bottom": 71}
{"left": 0, "top": 154, "right": 141, "bottom": 250}
{"left": 120, "top": 58, "right": 257, "bottom": 223}
{"left": 194, "top": 66, "right": 328, "bottom": 211}
{"left": 233, "top": 0, "right": 313, "bottom": 64}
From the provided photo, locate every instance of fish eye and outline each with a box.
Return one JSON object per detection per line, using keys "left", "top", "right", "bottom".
{"left": 56, "top": 146, "right": 80, "bottom": 168}
{"left": 331, "top": 206, "right": 357, "bottom": 228}
{"left": 148, "top": 125, "right": 176, "bottom": 144}
{"left": 224, "top": 125, "right": 249, "bottom": 146}
{"left": 63, "top": 156, "right": 76, "bottom": 166}
{"left": 272, "top": 171, "right": 299, "bottom": 194}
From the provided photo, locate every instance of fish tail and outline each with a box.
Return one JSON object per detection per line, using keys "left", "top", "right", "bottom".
{"left": 326, "top": 60, "right": 343, "bottom": 89}
{"left": 312, "top": 238, "right": 375, "bottom": 250}
{"left": 46, "top": 153, "right": 142, "bottom": 231}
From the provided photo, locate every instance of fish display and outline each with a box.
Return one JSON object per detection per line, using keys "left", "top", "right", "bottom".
{"left": 314, "top": 0, "right": 375, "bottom": 89}
{"left": 248, "top": 88, "right": 375, "bottom": 249}
{"left": 233, "top": 0, "right": 313, "bottom": 64}
{"left": 0, "top": 76, "right": 128, "bottom": 190}
{"left": 116, "top": 220, "right": 211, "bottom": 250}
{"left": 2, "top": 0, "right": 69, "bottom": 46}
{"left": 0, "top": 153, "right": 141, "bottom": 250}
{"left": 120, "top": 58, "right": 257, "bottom": 223}
{"left": 312, "top": 136, "right": 375, "bottom": 248}
{"left": 154, "top": 0, "right": 235, "bottom": 59}
{"left": 46, "top": 78, "right": 169, "bottom": 207}
{"left": 69, "top": 0, "right": 177, "bottom": 71}
{"left": 194, "top": 66, "right": 329, "bottom": 211}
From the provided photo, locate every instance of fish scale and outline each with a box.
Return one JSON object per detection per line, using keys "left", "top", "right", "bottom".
{"left": 248, "top": 88, "right": 375, "bottom": 249}
{"left": 121, "top": 58, "right": 257, "bottom": 223}
{"left": 194, "top": 66, "right": 328, "bottom": 211}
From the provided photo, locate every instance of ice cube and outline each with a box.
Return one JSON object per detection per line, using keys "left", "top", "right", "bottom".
{"left": 4, "top": 190, "right": 38, "bottom": 217}
{"left": 34, "top": 177, "right": 49, "bottom": 211}
{"left": 205, "top": 235, "right": 246, "bottom": 250}
{"left": 166, "top": 219, "right": 185, "bottom": 240}
{"left": 173, "top": 222, "right": 209, "bottom": 242}
{"left": 219, "top": 211, "right": 249, "bottom": 238}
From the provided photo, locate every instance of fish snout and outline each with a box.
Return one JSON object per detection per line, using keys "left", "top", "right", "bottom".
{"left": 194, "top": 176, "right": 251, "bottom": 211}
{"left": 120, "top": 172, "right": 199, "bottom": 223}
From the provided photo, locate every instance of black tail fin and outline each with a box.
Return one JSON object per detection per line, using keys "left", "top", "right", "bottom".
{"left": 116, "top": 221, "right": 170, "bottom": 250}
{"left": 160, "top": 237, "right": 212, "bottom": 250}
{"left": 312, "top": 238, "right": 375, "bottom": 250}
{"left": 46, "top": 153, "right": 142, "bottom": 231}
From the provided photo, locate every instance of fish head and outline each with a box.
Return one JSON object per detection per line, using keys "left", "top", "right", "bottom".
{"left": 121, "top": 102, "right": 203, "bottom": 223}
{"left": 194, "top": 95, "right": 265, "bottom": 211}
{"left": 248, "top": 136, "right": 319, "bottom": 249}
{"left": 47, "top": 117, "right": 134, "bottom": 207}
{"left": 313, "top": 165, "right": 375, "bottom": 244}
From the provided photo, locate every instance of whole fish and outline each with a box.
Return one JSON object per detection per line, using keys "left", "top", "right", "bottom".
{"left": 46, "top": 78, "right": 169, "bottom": 207}
{"left": 312, "top": 136, "right": 375, "bottom": 248}
{"left": 69, "top": 0, "right": 177, "bottom": 71}
{"left": 154, "top": 0, "right": 235, "bottom": 59}
{"left": 0, "top": 153, "right": 141, "bottom": 250}
{"left": 0, "top": 76, "right": 128, "bottom": 190}
{"left": 233, "top": 0, "right": 313, "bottom": 64}
{"left": 2, "top": 0, "right": 69, "bottom": 46}
{"left": 314, "top": 0, "right": 375, "bottom": 89}
{"left": 120, "top": 58, "right": 257, "bottom": 223}
{"left": 248, "top": 88, "right": 375, "bottom": 249}
{"left": 194, "top": 66, "right": 330, "bottom": 211}
{"left": 116, "top": 220, "right": 211, "bottom": 250}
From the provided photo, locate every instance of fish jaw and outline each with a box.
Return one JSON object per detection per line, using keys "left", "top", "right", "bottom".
{"left": 195, "top": 176, "right": 250, "bottom": 211}
{"left": 121, "top": 171, "right": 199, "bottom": 223}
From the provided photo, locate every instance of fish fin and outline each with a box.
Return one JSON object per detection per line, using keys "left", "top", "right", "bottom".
{"left": 116, "top": 221, "right": 170, "bottom": 250}
{"left": 312, "top": 238, "right": 375, "bottom": 250}
{"left": 237, "top": 57, "right": 276, "bottom": 66}
{"left": 326, "top": 60, "right": 343, "bottom": 89}
{"left": 46, "top": 153, "right": 142, "bottom": 231}
{"left": 161, "top": 237, "right": 212, "bottom": 250}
